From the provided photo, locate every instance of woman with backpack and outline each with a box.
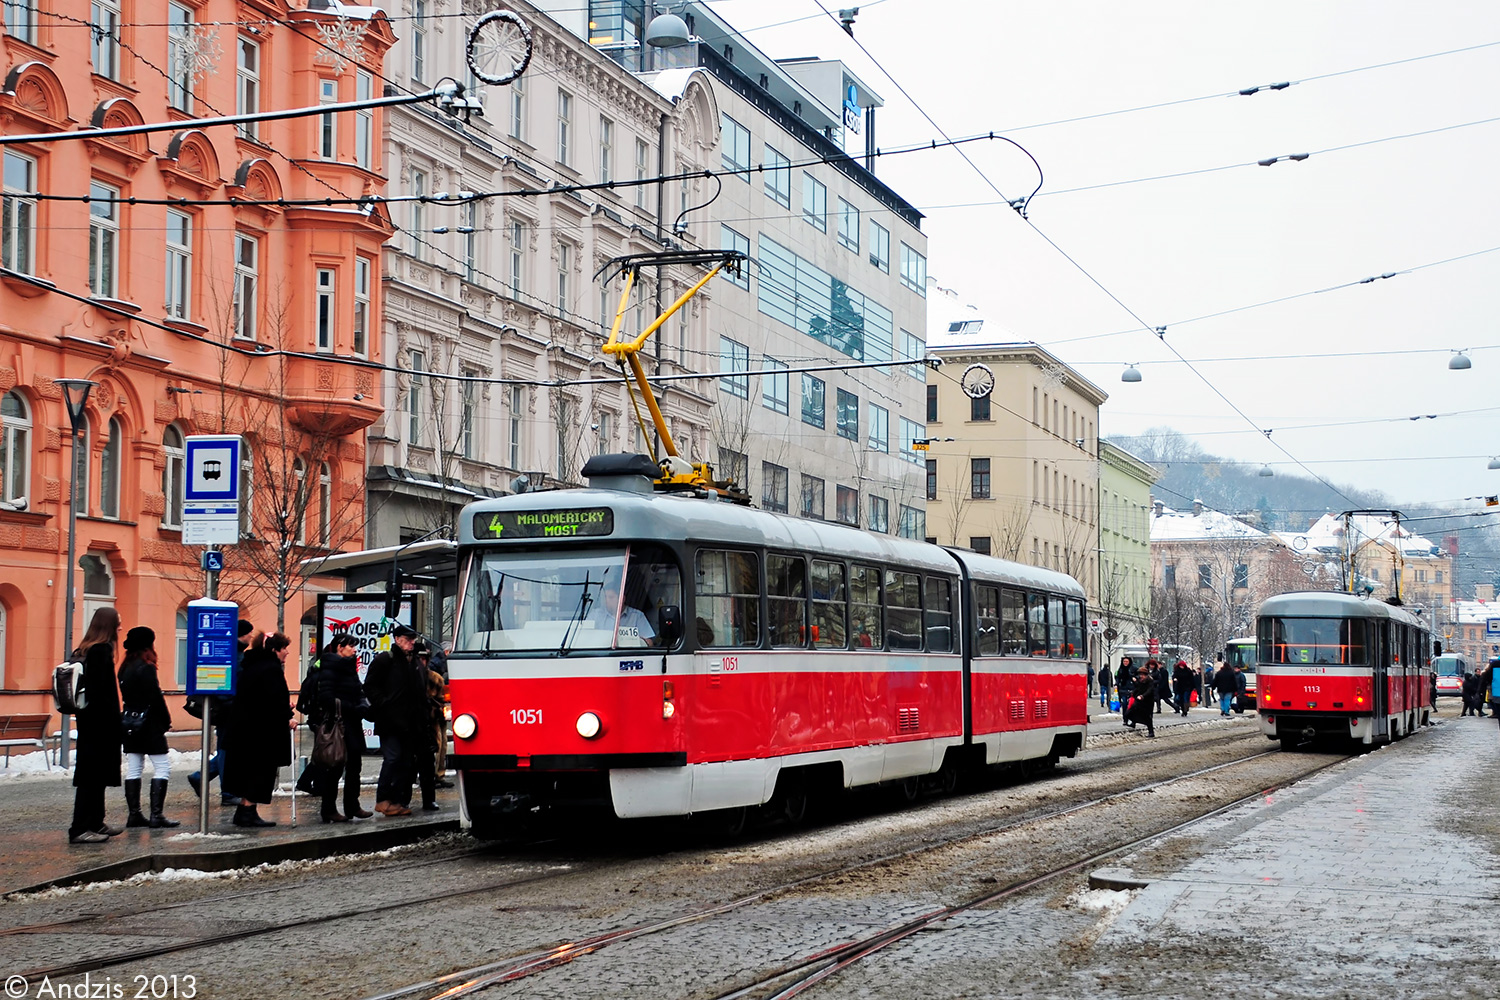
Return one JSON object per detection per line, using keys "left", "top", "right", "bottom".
{"left": 118, "top": 627, "right": 179, "bottom": 829}
{"left": 68, "top": 608, "right": 124, "bottom": 844}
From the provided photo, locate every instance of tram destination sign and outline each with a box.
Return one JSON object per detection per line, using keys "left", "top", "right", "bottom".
{"left": 474, "top": 507, "right": 614, "bottom": 539}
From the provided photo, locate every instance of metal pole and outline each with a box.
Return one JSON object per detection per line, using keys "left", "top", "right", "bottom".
{"left": 59, "top": 429, "right": 81, "bottom": 770}
{"left": 199, "top": 550, "right": 218, "bottom": 834}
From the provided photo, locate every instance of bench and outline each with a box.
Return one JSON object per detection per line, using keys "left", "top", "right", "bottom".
{"left": 0, "top": 714, "right": 52, "bottom": 768}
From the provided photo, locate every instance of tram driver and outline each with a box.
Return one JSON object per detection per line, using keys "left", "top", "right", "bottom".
{"left": 586, "top": 575, "right": 657, "bottom": 646}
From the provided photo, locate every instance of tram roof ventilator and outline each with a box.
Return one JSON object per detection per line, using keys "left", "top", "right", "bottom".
{"left": 581, "top": 452, "right": 666, "bottom": 495}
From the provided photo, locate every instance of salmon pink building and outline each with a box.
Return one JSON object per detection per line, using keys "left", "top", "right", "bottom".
{"left": 1, "top": 2, "right": 396, "bottom": 718}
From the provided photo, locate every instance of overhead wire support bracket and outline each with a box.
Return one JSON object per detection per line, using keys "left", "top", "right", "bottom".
{"left": 597, "top": 249, "right": 749, "bottom": 500}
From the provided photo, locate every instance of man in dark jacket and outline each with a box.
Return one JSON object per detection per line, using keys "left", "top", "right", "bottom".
{"left": 1097, "top": 663, "right": 1113, "bottom": 709}
{"left": 1213, "top": 661, "right": 1238, "bottom": 716}
{"left": 1461, "top": 672, "right": 1480, "bottom": 716}
{"left": 189, "top": 619, "right": 256, "bottom": 805}
{"left": 364, "top": 625, "right": 430, "bottom": 816}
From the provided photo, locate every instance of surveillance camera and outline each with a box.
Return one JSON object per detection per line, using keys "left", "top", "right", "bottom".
{"left": 353, "top": 393, "right": 366, "bottom": 401}
{"left": 1076, "top": 438, "right": 1085, "bottom": 447}
{"left": 590, "top": 423, "right": 600, "bottom": 432}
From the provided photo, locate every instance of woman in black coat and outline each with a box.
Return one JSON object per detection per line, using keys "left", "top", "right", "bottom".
{"left": 1127, "top": 667, "right": 1157, "bottom": 737}
{"left": 69, "top": 608, "right": 124, "bottom": 844}
{"left": 1171, "top": 660, "right": 1196, "bottom": 717}
{"left": 222, "top": 633, "right": 294, "bottom": 827}
{"left": 118, "top": 627, "right": 178, "bottom": 829}
{"left": 311, "top": 634, "right": 371, "bottom": 823}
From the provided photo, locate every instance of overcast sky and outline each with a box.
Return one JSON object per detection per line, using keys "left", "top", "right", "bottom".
{"left": 714, "top": 0, "right": 1500, "bottom": 508}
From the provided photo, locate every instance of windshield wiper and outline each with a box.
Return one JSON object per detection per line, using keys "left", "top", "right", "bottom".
{"left": 559, "top": 575, "right": 600, "bottom": 656}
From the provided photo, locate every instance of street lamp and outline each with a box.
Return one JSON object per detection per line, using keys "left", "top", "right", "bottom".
{"left": 1121, "top": 364, "right": 1143, "bottom": 383}
{"left": 54, "top": 378, "right": 97, "bottom": 770}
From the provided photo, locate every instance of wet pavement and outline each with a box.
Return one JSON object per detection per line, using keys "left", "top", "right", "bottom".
{"left": 0, "top": 735, "right": 458, "bottom": 895}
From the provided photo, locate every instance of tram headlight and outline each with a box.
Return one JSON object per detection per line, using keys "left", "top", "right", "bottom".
{"left": 576, "top": 711, "right": 603, "bottom": 739}
{"left": 453, "top": 713, "right": 478, "bottom": 740}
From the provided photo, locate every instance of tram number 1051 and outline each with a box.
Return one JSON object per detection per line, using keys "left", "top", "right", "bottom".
{"left": 510, "top": 709, "right": 544, "bottom": 725}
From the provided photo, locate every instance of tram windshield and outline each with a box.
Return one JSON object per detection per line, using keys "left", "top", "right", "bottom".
{"left": 455, "top": 543, "right": 682, "bottom": 653}
{"left": 1224, "top": 639, "right": 1255, "bottom": 671}
{"left": 1257, "top": 617, "right": 1369, "bottom": 665}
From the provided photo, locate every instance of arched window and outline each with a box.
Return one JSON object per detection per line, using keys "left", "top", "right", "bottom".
{"left": 174, "top": 606, "right": 188, "bottom": 688}
{"left": 239, "top": 440, "right": 253, "bottom": 537}
{"left": 1, "top": 391, "right": 31, "bottom": 506}
{"left": 80, "top": 552, "right": 115, "bottom": 630}
{"left": 99, "top": 417, "right": 122, "bottom": 519}
{"left": 161, "top": 425, "right": 185, "bottom": 527}
{"left": 71, "top": 417, "right": 91, "bottom": 517}
{"left": 0, "top": 601, "right": 8, "bottom": 688}
{"left": 293, "top": 456, "right": 307, "bottom": 544}
{"left": 318, "top": 462, "right": 331, "bottom": 545}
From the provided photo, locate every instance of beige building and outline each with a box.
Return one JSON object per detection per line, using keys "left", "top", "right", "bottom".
{"left": 1277, "top": 513, "right": 1454, "bottom": 613}
{"left": 921, "top": 311, "right": 1106, "bottom": 605}
{"left": 1098, "top": 441, "right": 1159, "bottom": 652}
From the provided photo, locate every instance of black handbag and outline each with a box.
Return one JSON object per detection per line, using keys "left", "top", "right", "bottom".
{"left": 311, "top": 701, "right": 347, "bottom": 769}
{"left": 121, "top": 708, "right": 149, "bottom": 737}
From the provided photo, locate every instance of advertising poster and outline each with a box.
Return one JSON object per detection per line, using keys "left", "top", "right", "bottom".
{"left": 314, "top": 593, "right": 418, "bottom": 749}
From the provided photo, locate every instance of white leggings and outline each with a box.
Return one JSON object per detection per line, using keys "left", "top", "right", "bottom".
{"left": 126, "top": 752, "right": 171, "bottom": 781}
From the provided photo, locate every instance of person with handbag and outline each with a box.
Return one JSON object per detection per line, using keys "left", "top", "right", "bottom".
{"left": 118, "top": 627, "right": 179, "bottom": 829}
{"left": 68, "top": 608, "right": 125, "bottom": 844}
{"left": 223, "top": 633, "right": 295, "bottom": 828}
{"left": 311, "top": 634, "right": 371, "bottom": 823}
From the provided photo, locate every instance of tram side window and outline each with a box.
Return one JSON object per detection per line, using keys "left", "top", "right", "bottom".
{"left": 885, "top": 569, "right": 922, "bottom": 650}
{"left": 1026, "top": 592, "right": 1048, "bottom": 655}
{"left": 1000, "top": 588, "right": 1027, "bottom": 655}
{"left": 811, "top": 559, "right": 848, "bottom": 649}
{"left": 1065, "top": 599, "right": 1085, "bottom": 658}
{"left": 696, "top": 549, "right": 761, "bottom": 648}
{"left": 974, "top": 584, "right": 1000, "bottom": 656}
{"left": 850, "top": 563, "right": 883, "bottom": 649}
{"left": 925, "top": 577, "right": 953, "bottom": 653}
{"left": 767, "top": 553, "right": 808, "bottom": 647}
{"left": 1047, "top": 595, "right": 1065, "bottom": 656}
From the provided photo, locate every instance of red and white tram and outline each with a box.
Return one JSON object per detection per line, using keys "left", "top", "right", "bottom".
{"left": 1255, "top": 591, "right": 1434, "bottom": 749}
{"left": 447, "top": 456, "right": 1089, "bottom": 834}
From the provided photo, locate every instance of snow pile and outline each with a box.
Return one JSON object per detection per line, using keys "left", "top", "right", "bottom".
{"left": 1067, "top": 887, "right": 1137, "bottom": 918}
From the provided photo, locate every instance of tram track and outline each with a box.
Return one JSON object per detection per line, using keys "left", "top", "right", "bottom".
{"left": 7, "top": 724, "right": 1286, "bottom": 989}
{"left": 352, "top": 738, "right": 1333, "bottom": 1000}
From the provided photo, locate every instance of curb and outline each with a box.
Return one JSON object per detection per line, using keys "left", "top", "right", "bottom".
{"left": 8, "top": 818, "right": 462, "bottom": 895}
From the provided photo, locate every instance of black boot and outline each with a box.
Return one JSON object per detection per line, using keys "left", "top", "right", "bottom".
{"left": 233, "top": 804, "right": 275, "bottom": 828}
{"left": 124, "top": 779, "right": 149, "bottom": 828}
{"left": 148, "top": 778, "right": 180, "bottom": 828}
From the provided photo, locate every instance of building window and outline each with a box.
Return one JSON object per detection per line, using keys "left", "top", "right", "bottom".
{"left": 926, "top": 384, "right": 938, "bottom": 422}
{"left": 352, "top": 256, "right": 370, "bottom": 355}
{"left": 355, "top": 72, "right": 373, "bottom": 168}
{"left": 970, "top": 537, "right": 992, "bottom": 555}
{"left": 716, "top": 448, "right": 747, "bottom": 487}
{"left": 508, "top": 385, "right": 523, "bottom": 468}
{"left": 635, "top": 138, "right": 649, "bottom": 209}
{"left": 232, "top": 233, "right": 258, "bottom": 340}
{"left": 315, "top": 268, "right": 335, "bottom": 351}
{"left": 318, "top": 462, "right": 331, "bottom": 544}
{"left": 237, "top": 36, "right": 260, "bottom": 141}
{"left": 800, "top": 475, "right": 825, "bottom": 520}
{"left": 167, "top": 4, "right": 194, "bottom": 111}
{"left": 509, "top": 71, "right": 525, "bottom": 140}
{"left": 3, "top": 151, "right": 37, "bottom": 275}
{"left": 837, "top": 198, "right": 860, "bottom": 252}
{"left": 926, "top": 459, "right": 937, "bottom": 500}
{"left": 408, "top": 350, "right": 425, "bottom": 445}
{"left": 868, "top": 404, "right": 888, "bottom": 452}
{"left": 557, "top": 241, "right": 571, "bottom": 312}
{"left": 898, "top": 505, "right": 925, "bottom": 540}
{"left": 599, "top": 116, "right": 613, "bottom": 183}
{"left": 0, "top": 391, "right": 30, "bottom": 506}
{"left": 1198, "top": 564, "right": 1212, "bottom": 589}
{"left": 164, "top": 209, "right": 192, "bottom": 319}
{"left": 764, "top": 145, "right": 791, "bottom": 207}
{"left": 899, "top": 417, "right": 925, "bottom": 464}
{"left": 1164, "top": 563, "right": 1176, "bottom": 589}
{"left": 99, "top": 417, "right": 122, "bottom": 519}
{"left": 161, "top": 425, "right": 185, "bottom": 528}
{"left": 971, "top": 458, "right": 991, "bottom": 499}
{"left": 508, "top": 220, "right": 525, "bottom": 296}
{"left": 411, "top": 0, "right": 427, "bottom": 81}
{"left": 869, "top": 495, "right": 889, "bottom": 534}
{"left": 92, "top": 0, "right": 121, "bottom": 80}
{"left": 460, "top": 377, "right": 477, "bottom": 459}
{"left": 557, "top": 90, "right": 572, "bottom": 164}
{"left": 801, "top": 374, "right": 825, "bottom": 428}
{"left": 5, "top": 0, "right": 36, "bottom": 44}
{"left": 1234, "top": 563, "right": 1250, "bottom": 589}
{"left": 238, "top": 443, "right": 253, "bottom": 537}
{"left": 902, "top": 330, "right": 926, "bottom": 380}
{"left": 720, "top": 337, "right": 750, "bottom": 398}
{"left": 88, "top": 180, "right": 120, "bottom": 299}
{"left": 900, "top": 243, "right": 927, "bottom": 295}
{"left": 292, "top": 458, "right": 307, "bottom": 544}
{"left": 762, "top": 357, "right": 789, "bottom": 414}
{"left": 319, "top": 79, "right": 339, "bottom": 158}
{"left": 721, "top": 114, "right": 750, "bottom": 177}
{"left": 836, "top": 389, "right": 859, "bottom": 441}
{"left": 971, "top": 394, "right": 991, "bottom": 421}
{"left": 762, "top": 462, "right": 789, "bottom": 513}
{"left": 869, "top": 220, "right": 890, "bottom": 272}
{"left": 802, "top": 173, "right": 826, "bottom": 231}
{"left": 720, "top": 225, "right": 750, "bottom": 289}
{"left": 409, "top": 168, "right": 426, "bottom": 259}
{"left": 836, "top": 485, "right": 859, "bottom": 526}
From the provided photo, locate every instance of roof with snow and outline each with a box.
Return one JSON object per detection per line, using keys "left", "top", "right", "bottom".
{"left": 1275, "top": 513, "right": 1441, "bottom": 558}
{"left": 1151, "top": 504, "right": 1270, "bottom": 542}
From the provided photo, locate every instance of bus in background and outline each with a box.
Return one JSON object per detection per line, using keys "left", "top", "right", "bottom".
{"left": 1433, "top": 653, "right": 1469, "bottom": 699}
{"left": 1224, "top": 637, "right": 1256, "bottom": 712}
